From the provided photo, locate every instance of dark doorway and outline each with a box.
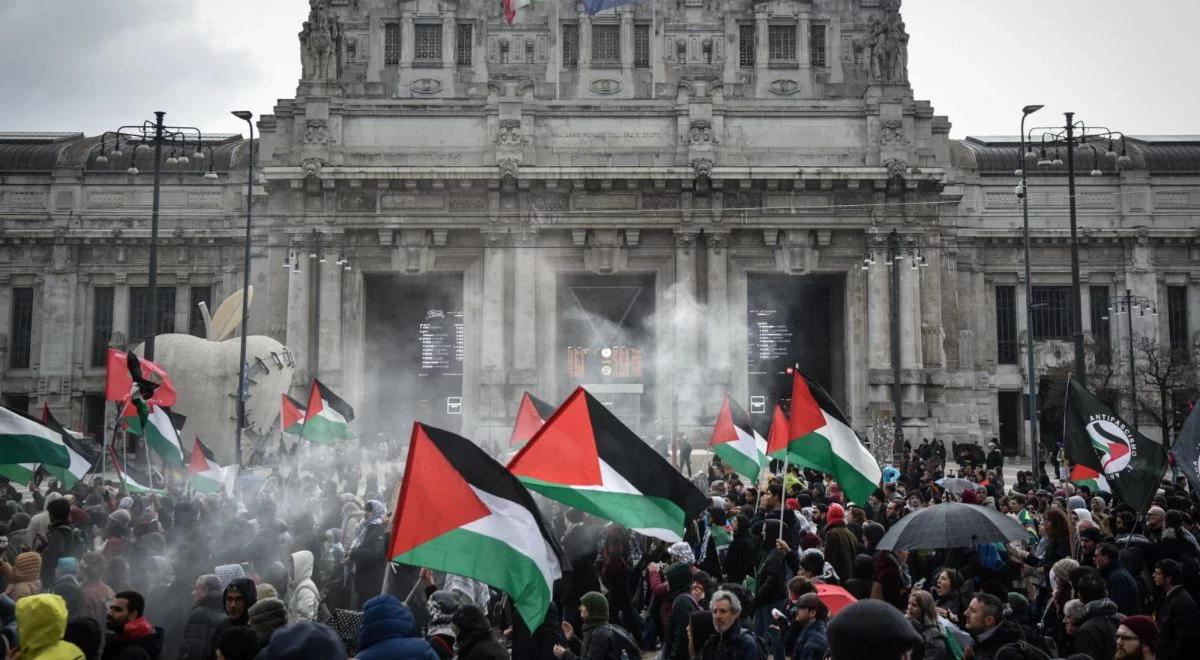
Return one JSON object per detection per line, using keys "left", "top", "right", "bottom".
{"left": 998, "top": 391, "right": 1021, "bottom": 456}
{"left": 84, "top": 394, "right": 107, "bottom": 442}
{"left": 364, "top": 274, "right": 464, "bottom": 441}
{"left": 746, "top": 273, "right": 845, "bottom": 435}
{"left": 557, "top": 273, "right": 656, "bottom": 433}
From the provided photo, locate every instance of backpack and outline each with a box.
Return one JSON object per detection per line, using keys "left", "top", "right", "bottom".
{"left": 601, "top": 623, "right": 640, "bottom": 660}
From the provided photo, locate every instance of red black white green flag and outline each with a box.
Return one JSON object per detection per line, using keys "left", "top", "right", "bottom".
{"left": 709, "top": 395, "right": 765, "bottom": 481}
{"left": 104, "top": 349, "right": 175, "bottom": 406}
{"left": 390, "top": 423, "right": 563, "bottom": 630}
{"left": 509, "top": 392, "right": 557, "bottom": 448}
{"left": 507, "top": 387, "right": 708, "bottom": 542}
{"left": 766, "top": 403, "right": 791, "bottom": 462}
{"left": 1064, "top": 378, "right": 1166, "bottom": 512}
{"left": 280, "top": 394, "right": 307, "bottom": 435}
{"left": 787, "top": 372, "right": 882, "bottom": 505}
{"left": 189, "top": 437, "right": 236, "bottom": 496}
{"left": 300, "top": 379, "right": 356, "bottom": 443}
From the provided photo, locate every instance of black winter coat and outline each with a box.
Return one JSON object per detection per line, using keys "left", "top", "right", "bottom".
{"left": 754, "top": 549, "right": 787, "bottom": 606}
{"left": 1157, "top": 585, "right": 1200, "bottom": 660}
{"left": 1073, "top": 598, "right": 1119, "bottom": 660}
{"left": 177, "top": 593, "right": 226, "bottom": 660}
{"left": 968, "top": 619, "right": 1023, "bottom": 660}
{"left": 456, "top": 630, "right": 510, "bottom": 660}
{"left": 699, "top": 624, "right": 762, "bottom": 660}
{"left": 350, "top": 522, "right": 389, "bottom": 608}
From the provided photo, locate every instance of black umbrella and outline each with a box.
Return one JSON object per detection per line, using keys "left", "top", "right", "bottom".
{"left": 876, "top": 502, "right": 1028, "bottom": 551}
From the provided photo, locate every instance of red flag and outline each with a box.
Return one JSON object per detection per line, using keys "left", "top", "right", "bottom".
{"left": 766, "top": 404, "right": 790, "bottom": 456}
{"left": 40, "top": 402, "right": 50, "bottom": 424}
{"left": 105, "top": 349, "right": 176, "bottom": 406}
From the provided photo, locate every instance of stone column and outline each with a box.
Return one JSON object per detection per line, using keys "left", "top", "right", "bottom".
{"left": 317, "top": 260, "right": 343, "bottom": 388}
{"left": 619, "top": 10, "right": 634, "bottom": 74}
{"left": 900, "top": 261, "right": 921, "bottom": 369}
{"left": 37, "top": 273, "right": 76, "bottom": 377}
{"left": 754, "top": 12, "right": 769, "bottom": 75}
{"left": 112, "top": 283, "right": 128, "bottom": 349}
{"left": 400, "top": 12, "right": 414, "bottom": 69}
{"left": 479, "top": 237, "right": 507, "bottom": 444}
{"left": 579, "top": 14, "right": 592, "bottom": 70}
{"left": 798, "top": 10, "right": 811, "bottom": 72}
{"left": 511, "top": 245, "right": 538, "bottom": 373}
{"left": 443, "top": 10, "right": 457, "bottom": 68}
{"left": 704, "top": 230, "right": 730, "bottom": 373}
{"left": 674, "top": 230, "right": 701, "bottom": 431}
{"left": 867, "top": 260, "right": 890, "bottom": 370}
{"left": 366, "top": 13, "right": 384, "bottom": 82}
{"left": 1189, "top": 275, "right": 1200, "bottom": 354}
{"left": 285, "top": 265, "right": 310, "bottom": 384}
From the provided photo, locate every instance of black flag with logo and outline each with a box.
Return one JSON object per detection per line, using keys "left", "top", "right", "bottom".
{"left": 1172, "top": 399, "right": 1200, "bottom": 494}
{"left": 1064, "top": 378, "right": 1168, "bottom": 513}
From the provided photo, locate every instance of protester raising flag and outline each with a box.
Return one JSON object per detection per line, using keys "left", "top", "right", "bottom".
{"left": 509, "top": 392, "right": 556, "bottom": 448}
{"left": 1064, "top": 377, "right": 1168, "bottom": 514}
{"left": 280, "top": 394, "right": 307, "bottom": 435}
{"left": 300, "top": 379, "right": 356, "bottom": 443}
{"left": 786, "top": 371, "right": 882, "bottom": 505}
{"left": 189, "top": 437, "right": 236, "bottom": 496}
{"left": 709, "top": 395, "right": 765, "bottom": 482}
{"left": 507, "top": 387, "right": 708, "bottom": 542}
{"left": 390, "top": 423, "right": 564, "bottom": 630}
{"left": 1174, "top": 398, "right": 1200, "bottom": 494}
{"left": 104, "top": 349, "right": 175, "bottom": 406}
{"left": 0, "top": 405, "right": 71, "bottom": 469}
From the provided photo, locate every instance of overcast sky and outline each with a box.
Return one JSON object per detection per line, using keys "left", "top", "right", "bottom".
{"left": 1, "top": 0, "right": 1195, "bottom": 139}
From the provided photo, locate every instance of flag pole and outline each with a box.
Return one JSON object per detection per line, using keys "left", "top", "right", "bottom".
{"left": 778, "top": 453, "right": 789, "bottom": 541}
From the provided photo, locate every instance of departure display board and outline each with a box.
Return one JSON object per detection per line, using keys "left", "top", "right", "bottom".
{"left": 419, "top": 309, "right": 464, "bottom": 376}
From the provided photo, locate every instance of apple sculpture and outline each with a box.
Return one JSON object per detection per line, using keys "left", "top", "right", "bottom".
{"left": 133, "top": 287, "right": 294, "bottom": 465}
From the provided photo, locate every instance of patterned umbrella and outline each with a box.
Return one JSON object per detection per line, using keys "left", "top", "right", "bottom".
{"left": 876, "top": 502, "right": 1027, "bottom": 551}
{"left": 935, "top": 477, "right": 980, "bottom": 495}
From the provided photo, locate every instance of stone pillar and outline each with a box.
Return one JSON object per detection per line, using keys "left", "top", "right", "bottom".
{"left": 366, "top": 13, "right": 384, "bottom": 82}
{"left": 479, "top": 239, "right": 507, "bottom": 444}
{"left": 579, "top": 14, "right": 592, "bottom": 70}
{"left": 900, "top": 262, "right": 920, "bottom": 369}
{"left": 511, "top": 245, "right": 538, "bottom": 373}
{"left": 867, "top": 261, "right": 890, "bottom": 370}
{"left": 37, "top": 273, "right": 76, "bottom": 377}
{"left": 285, "top": 266, "right": 310, "bottom": 384}
{"left": 798, "top": 10, "right": 811, "bottom": 72}
{"left": 920, "top": 247, "right": 946, "bottom": 368}
{"left": 112, "top": 283, "right": 128, "bottom": 349}
{"left": 705, "top": 230, "right": 730, "bottom": 373}
{"left": 340, "top": 269, "right": 365, "bottom": 420}
{"left": 317, "top": 260, "right": 343, "bottom": 388}
{"left": 754, "top": 12, "right": 768, "bottom": 75}
{"left": 443, "top": 11, "right": 457, "bottom": 68}
{"left": 674, "top": 230, "right": 700, "bottom": 430}
{"left": 400, "top": 12, "right": 414, "bottom": 69}
{"left": 175, "top": 280, "right": 189, "bottom": 337}
{"left": 619, "top": 10, "right": 634, "bottom": 74}
{"left": 1189, "top": 275, "right": 1200, "bottom": 354}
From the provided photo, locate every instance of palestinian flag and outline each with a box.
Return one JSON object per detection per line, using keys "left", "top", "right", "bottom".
{"left": 787, "top": 372, "right": 882, "bottom": 505}
{"left": 390, "top": 423, "right": 564, "bottom": 630}
{"left": 0, "top": 405, "right": 71, "bottom": 468}
{"left": 1069, "top": 464, "right": 1111, "bottom": 494}
{"left": 189, "top": 437, "right": 236, "bottom": 496}
{"left": 300, "top": 379, "right": 356, "bottom": 444}
{"left": 709, "top": 395, "right": 764, "bottom": 481}
{"left": 767, "top": 403, "right": 804, "bottom": 468}
{"left": 1064, "top": 378, "right": 1166, "bottom": 513}
{"left": 0, "top": 464, "right": 35, "bottom": 484}
{"left": 280, "top": 394, "right": 307, "bottom": 435}
{"left": 133, "top": 399, "right": 185, "bottom": 467}
{"left": 105, "top": 349, "right": 175, "bottom": 406}
{"left": 509, "top": 392, "right": 556, "bottom": 448}
{"left": 507, "top": 387, "right": 708, "bottom": 542}
{"left": 41, "top": 410, "right": 98, "bottom": 490}
{"left": 107, "top": 447, "right": 165, "bottom": 496}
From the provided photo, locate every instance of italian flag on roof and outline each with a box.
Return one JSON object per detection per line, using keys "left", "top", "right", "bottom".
{"left": 787, "top": 371, "right": 882, "bottom": 504}
{"left": 390, "top": 423, "right": 563, "bottom": 630}
{"left": 301, "top": 379, "right": 356, "bottom": 443}
{"left": 507, "top": 387, "right": 708, "bottom": 542}
{"left": 709, "top": 395, "right": 765, "bottom": 482}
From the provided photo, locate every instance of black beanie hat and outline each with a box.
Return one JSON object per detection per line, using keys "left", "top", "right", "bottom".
{"left": 827, "top": 600, "right": 921, "bottom": 660}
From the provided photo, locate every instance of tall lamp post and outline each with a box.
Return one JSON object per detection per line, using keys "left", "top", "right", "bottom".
{"left": 1104, "top": 289, "right": 1156, "bottom": 429}
{"left": 231, "top": 111, "right": 255, "bottom": 469}
{"left": 862, "top": 229, "right": 929, "bottom": 463}
{"left": 1017, "top": 104, "right": 1043, "bottom": 475}
{"left": 95, "top": 113, "right": 205, "bottom": 360}
{"left": 1025, "top": 116, "right": 1134, "bottom": 384}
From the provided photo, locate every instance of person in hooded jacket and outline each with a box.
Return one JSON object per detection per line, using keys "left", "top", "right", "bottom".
{"left": 7, "top": 551, "right": 44, "bottom": 601}
{"left": 178, "top": 574, "right": 224, "bottom": 660}
{"left": 354, "top": 594, "right": 439, "bottom": 660}
{"left": 16, "top": 593, "right": 86, "bottom": 660}
{"left": 210, "top": 577, "right": 258, "bottom": 653}
{"left": 822, "top": 504, "right": 860, "bottom": 584}
{"left": 722, "top": 514, "right": 756, "bottom": 587}
{"left": 452, "top": 603, "right": 508, "bottom": 659}
{"left": 286, "top": 551, "right": 320, "bottom": 622}
{"left": 1072, "top": 572, "right": 1120, "bottom": 660}
{"left": 102, "top": 590, "right": 165, "bottom": 660}
{"left": 348, "top": 500, "right": 389, "bottom": 609}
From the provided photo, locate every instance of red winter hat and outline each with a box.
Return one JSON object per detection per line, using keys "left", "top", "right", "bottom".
{"left": 1120, "top": 615, "right": 1158, "bottom": 649}
{"left": 827, "top": 503, "right": 846, "bottom": 526}
{"left": 785, "top": 498, "right": 799, "bottom": 511}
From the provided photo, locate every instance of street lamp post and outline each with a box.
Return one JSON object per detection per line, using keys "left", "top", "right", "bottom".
{"left": 95, "top": 113, "right": 204, "bottom": 361}
{"left": 231, "top": 111, "right": 255, "bottom": 469}
{"left": 1018, "top": 104, "right": 1043, "bottom": 476}
{"left": 1106, "top": 289, "right": 1157, "bottom": 429}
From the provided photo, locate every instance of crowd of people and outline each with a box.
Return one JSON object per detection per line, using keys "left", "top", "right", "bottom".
{"left": 0, "top": 436, "right": 1194, "bottom": 660}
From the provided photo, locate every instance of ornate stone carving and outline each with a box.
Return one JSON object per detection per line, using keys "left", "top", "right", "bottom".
{"left": 642, "top": 193, "right": 679, "bottom": 209}
{"left": 495, "top": 119, "right": 527, "bottom": 147}
{"left": 448, "top": 194, "right": 488, "bottom": 211}
{"left": 530, "top": 192, "right": 569, "bottom": 212}
{"left": 880, "top": 119, "right": 908, "bottom": 147}
{"left": 867, "top": 0, "right": 909, "bottom": 82}
{"left": 886, "top": 159, "right": 907, "bottom": 180}
{"left": 304, "top": 119, "right": 332, "bottom": 145}
{"left": 726, "top": 190, "right": 762, "bottom": 209}
{"left": 590, "top": 78, "right": 622, "bottom": 95}
{"left": 411, "top": 78, "right": 443, "bottom": 95}
{"left": 768, "top": 80, "right": 800, "bottom": 96}
{"left": 687, "top": 119, "right": 715, "bottom": 145}
{"left": 338, "top": 191, "right": 376, "bottom": 211}
{"left": 498, "top": 158, "right": 520, "bottom": 183}
{"left": 299, "top": 0, "right": 340, "bottom": 81}
{"left": 691, "top": 158, "right": 713, "bottom": 179}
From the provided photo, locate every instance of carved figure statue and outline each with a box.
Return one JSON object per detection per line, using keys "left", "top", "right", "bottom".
{"left": 868, "top": 1, "right": 910, "bottom": 82}
{"left": 300, "top": 0, "right": 340, "bottom": 80}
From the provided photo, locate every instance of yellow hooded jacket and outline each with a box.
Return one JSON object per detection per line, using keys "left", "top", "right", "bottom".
{"left": 15, "top": 594, "right": 85, "bottom": 660}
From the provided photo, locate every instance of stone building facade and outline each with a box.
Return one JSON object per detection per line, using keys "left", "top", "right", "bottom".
{"left": 0, "top": 0, "right": 1197, "bottom": 461}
